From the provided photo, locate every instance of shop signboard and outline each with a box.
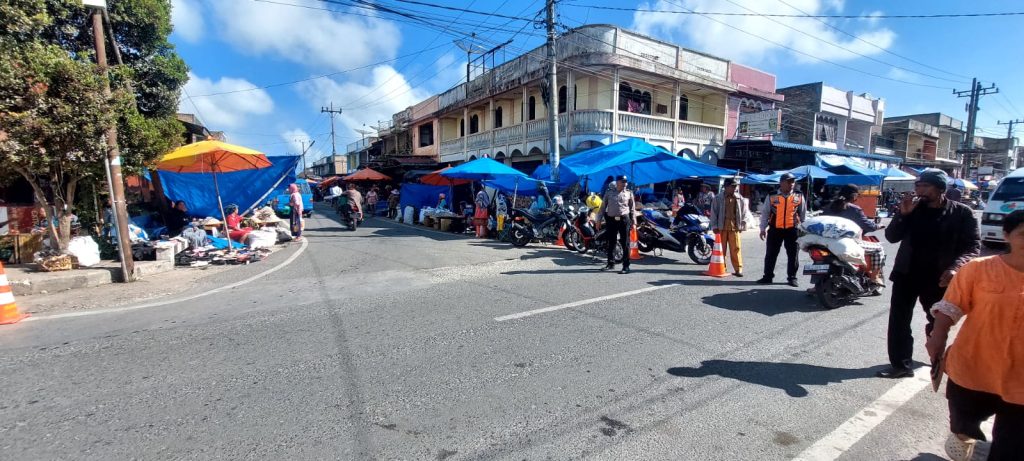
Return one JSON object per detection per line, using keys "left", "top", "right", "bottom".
{"left": 737, "top": 109, "right": 781, "bottom": 137}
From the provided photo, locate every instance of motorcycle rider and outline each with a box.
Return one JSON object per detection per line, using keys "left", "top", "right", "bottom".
{"left": 710, "top": 178, "right": 752, "bottom": 277}
{"left": 597, "top": 175, "right": 637, "bottom": 274}
{"left": 757, "top": 173, "right": 807, "bottom": 287}
{"left": 822, "top": 184, "right": 886, "bottom": 290}
{"left": 343, "top": 183, "right": 364, "bottom": 221}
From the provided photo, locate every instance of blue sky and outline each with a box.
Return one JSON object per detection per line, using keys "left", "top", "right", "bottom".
{"left": 170, "top": 0, "right": 1024, "bottom": 165}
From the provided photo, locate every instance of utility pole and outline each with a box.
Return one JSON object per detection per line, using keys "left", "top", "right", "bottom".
{"left": 88, "top": 1, "right": 134, "bottom": 282}
{"left": 998, "top": 119, "right": 1023, "bottom": 169}
{"left": 321, "top": 103, "right": 342, "bottom": 157}
{"left": 954, "top": 78, "right": 999, "bottom": 177}
{"left": 298, "top": 139, "right": 316, "bottom": 177}
{"left": 545, "top": 0, "right": 560, "bottom": 183}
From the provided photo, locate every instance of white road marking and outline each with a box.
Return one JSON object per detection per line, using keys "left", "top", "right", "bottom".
{"left": 494, "top": 284, "right": 679, "bottom": 322}
{"left": 792, "top": 367, "right": 932, "bottom": 461}
{"left": 24, "top": 238, "right": 309, "bottom": 322}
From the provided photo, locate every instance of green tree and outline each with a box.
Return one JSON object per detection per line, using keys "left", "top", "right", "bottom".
{"left": 0, "top": 0, "right": 188, "bottom": 250}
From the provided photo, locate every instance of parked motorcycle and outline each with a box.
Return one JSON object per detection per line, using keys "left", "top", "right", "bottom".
{"left": 508, "top": 205, "right": 573, "bottom": 248}
{"left": 802, "top": 235, "right": 881, "bottom": 310}
{"left": 636, "top": 205, "right": 714, "bottom": 265}
{"left": 561, "top": 205, "right": 624, "bottom": 263}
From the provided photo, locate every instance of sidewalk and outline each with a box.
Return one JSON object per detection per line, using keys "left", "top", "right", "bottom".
{"left": 5, "top": 260, "right": 175, "bottom": 297}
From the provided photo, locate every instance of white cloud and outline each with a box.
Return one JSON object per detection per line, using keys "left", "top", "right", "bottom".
{"left": 281, "top": 128, "right": 325, "bottom": 158}
{"left": 632, "top": 0, "right": 896, "bottom": 65}
{"left": 180, "top": 72, "right": 274, "bottom": 129}
{"left": 170, "top": 0, "right": 204, "bottom": 43}
{"left": 297, "top": 65, "right": 433, "bottom": 146}
{"left": 205, "top": 0, "right": 403, "bottom": 72}
{"left": 885, "top": 68, "right": 918, "bottom": 83}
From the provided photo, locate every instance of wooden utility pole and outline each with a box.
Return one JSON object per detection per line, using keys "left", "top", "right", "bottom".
{"left": 545, "top": 0, "right": 560, "bottom": 182}
{"left": 89, "top": 4, "right": 135, "bottom": 282}
{"left": 298, "top": 139, "right": 316, "bottom": 177}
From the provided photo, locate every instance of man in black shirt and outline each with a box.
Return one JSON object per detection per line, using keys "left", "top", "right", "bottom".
{"left": 877, "top": 169, "right": 980, "bottom": 378}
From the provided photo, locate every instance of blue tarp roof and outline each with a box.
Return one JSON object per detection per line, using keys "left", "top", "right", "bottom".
{"left": 878, "top": 167, "right": 916, "bottom": 180}
{"left": 768, "top": 140, "right": 902, "bottom": 163}
{"left": 159, "top": 155, "right": 300, "bottom": 217}
{"left": 788, "top": 165, "right": 835, "bottom": 179}
{"left": 555, "top": 138, "right": 735, "bottom": 192}
{"left": 482, "top": 176, "right": 552, "bottom": 196}
{"left": 441, "top": 157, "right": 530, "bottom": 181}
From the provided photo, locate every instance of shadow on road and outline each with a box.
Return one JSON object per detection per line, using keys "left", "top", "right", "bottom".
{"left": 667, "top": 359, "right": 886, "bottom": 397}
{"left": 700, "top": 288, "right": 823, "bottom": 316}
{"left": 903, "top": 454, "right": 946, "bottom": 461}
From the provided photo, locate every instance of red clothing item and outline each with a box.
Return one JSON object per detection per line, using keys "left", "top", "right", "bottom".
{"left": 226, "top": 213, "right": 252, "bottom": 242}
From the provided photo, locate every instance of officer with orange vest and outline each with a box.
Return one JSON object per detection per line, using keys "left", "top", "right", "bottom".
{"left": 756, "top": 172, "right": 807, "bottom": 287}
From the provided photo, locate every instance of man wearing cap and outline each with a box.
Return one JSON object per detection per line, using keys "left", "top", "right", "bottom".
{"left": 597, "top": 175, "right": 636, "bottom": 274}
{"left": 710, "top": 178, "right": 752, "bottom": 276}
{"left": 757, "top": 172, "right": 806, "bottom": 287}
{"left": 877, "top": 168, "right": 979, "bottom": 379}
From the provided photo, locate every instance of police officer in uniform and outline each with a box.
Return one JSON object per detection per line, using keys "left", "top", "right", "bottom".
{"left": 597, "top": 175, "right": 636, "bottom": 274}
{"left": 757, "top": 172, "right": 807, "bottom": 287}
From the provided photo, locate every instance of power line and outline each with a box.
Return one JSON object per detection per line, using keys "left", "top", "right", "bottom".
{"left": 563, "top": 3, "right": 1024, "bottom": 19}
{"left": 390, "top": 0, "right": 534, "bottom": 21}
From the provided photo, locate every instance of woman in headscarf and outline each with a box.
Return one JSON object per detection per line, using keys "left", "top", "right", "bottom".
{"left": 288, "top": 184, "right": 304, "bottom": 240}
{"left": 225, "top": 204, "right": 253, "bottom": 243}
{"left": 474, "top": 187, "right": 491, "bottom": 238}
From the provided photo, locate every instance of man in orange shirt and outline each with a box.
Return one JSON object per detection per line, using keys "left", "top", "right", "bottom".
{"left": 927, "top": 210, "right": 1024, "bottom": 461}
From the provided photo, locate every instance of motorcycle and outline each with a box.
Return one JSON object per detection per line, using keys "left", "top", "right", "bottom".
{"left": 507, "top": 205, "right": 573, "bottom": 248}
{"left": 802, "top": 235, "right": 881, "bottom": 310}
{"left": 561, "top": 205, "right": 625, "bottom": 263}
{"left": 338, "top": 202, "right": 362, "bottom": 231}
{"left": 635, "top": 205, "right": 714, "bottom": 265}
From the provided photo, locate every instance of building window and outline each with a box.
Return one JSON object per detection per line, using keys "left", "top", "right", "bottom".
{"left": 678, "top": 95, "right": 689, "bottom": 121}
{"left": 528, "top": 96, "right": 536, "bottom": 120}
{"left": 558, "top": 86, "right": 567, "bottom": 114}
{"left": 460, "top": 118, "right": 465, "bottom": 137}
{"left": 618, "top": 82, "right": 651, "bottom": 115}
{"left": 495, "top": 107, "right": 503, "bottom": 128}
{"left": 418, "top": 123, "right": 434, "bottom": 147}
{"left": 469, "top": 114, "right": 479, "bottom": 134}
{"left": 815, "top": 115, "right": 838, "bottom": 143}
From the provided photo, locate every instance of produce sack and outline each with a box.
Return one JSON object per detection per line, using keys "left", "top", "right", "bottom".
{"left": 799, "top": 215, "right": 862, "bottom": 240}
{"left": 67, "top": 236, "right": 101, "bottom": 267}
{"left": 798, "top": 234, "right": 866, "bottom": 266}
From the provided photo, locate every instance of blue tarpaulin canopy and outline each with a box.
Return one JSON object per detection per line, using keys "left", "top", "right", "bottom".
{"left": 440, "top": 157, "right": 531, "bottom": 181}
{"left": 159, "top": 155, "right": 300, "bottom": 217}
{"left": 482, "top": 176, "right": 553, "bottom": 196}
{"left": 878, "top": 167, "right": 916, "bottom": 181}
{"left": 398, "top": 183, "right": 449, "bottom": 210}
{"left": 788, "top": 165, "right": 835, "bottom": 179}
{"left": 553, "top": 138, "right": 735, "bottom": 192}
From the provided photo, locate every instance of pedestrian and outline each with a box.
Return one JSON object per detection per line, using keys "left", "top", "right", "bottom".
{"left": 756, "top": 173, "right": 806, "bottom": 287}
{"left": 946, "top": 183, "right": 963, "bottom": 202}
{"left": 288, "top": 184, "right": 304, "bottom": 241}
{"left": 474, "top": 187, "right": 490, "bottom": 238}
{"left": 709, "top": 178, "right": 752, "bottom": 277}
{"left": 697, "top": 185, "right": 715, "bottom": 216}
{"left": 597, "top": 175, "right": 636, "bottom": 274}
{"left": 876, "top": 168, "right": 980, "bottom": 379}
{"left": 671, "top": 187, "right": 686, "bottom": 215}
{"left": 388, "top": 186, "right": 401, "bottom": 219}
{"left": 823, "top": 184, "right": 886, "bottom": 288}
{"left": 925, "top": 209, "right": 1024, "bottom": 461}
{"left": 366, "top": 186, "right": 379, "bottom": 216}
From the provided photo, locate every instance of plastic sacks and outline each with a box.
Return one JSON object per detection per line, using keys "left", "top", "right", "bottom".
{"left": 800, "top": 215, "right": 862, "bottom": 240}
{"left": 798, "top": 234, "right": 866, "bottom": 266}
{"left": 67, "top": 236, "right": 101, "bottom": 267}
{"left": 247, "top": 229, "right": 277, "bottom": 249}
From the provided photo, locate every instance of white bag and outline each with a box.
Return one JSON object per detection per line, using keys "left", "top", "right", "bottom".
{"left": 247, "top": 229, "right": 278, "bottom": 249}
{"left": 800, "top": 215, "right": 862, "bottom": 240}
{"left": 67, "top": 236, "right": 101, "bottom": 267}
{"left": 798, "top": 234, "right": 866, "bottom": 266}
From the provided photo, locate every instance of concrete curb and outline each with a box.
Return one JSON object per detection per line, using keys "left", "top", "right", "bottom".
{"left": 9, "top": 260, "right": 175, "bottom": 297}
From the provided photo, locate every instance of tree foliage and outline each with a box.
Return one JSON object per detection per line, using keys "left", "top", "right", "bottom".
{"left": 0, "top": 0, "right": 188, "bottom": 250}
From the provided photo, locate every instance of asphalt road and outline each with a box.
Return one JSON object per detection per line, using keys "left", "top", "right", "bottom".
{"left": 0, "top": 205, "right": 967, "bottom": 460}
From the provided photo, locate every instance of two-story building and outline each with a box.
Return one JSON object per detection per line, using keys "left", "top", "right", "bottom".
{"left": 727, "top": 63, "right": 784, "bottom": 141}
{"left": 424, "top": 25, "right": 735, "bottom": 173}
{"left": 776, "top": 82, "right": 885, "bottom": 153}
{"left": 310, "top": 154, "right": 348, "bottom": 178}
{"left": 369, "top": 96, "right": 442, "bottom": 174}
{"left": 877, "top": 113, "right": 963, "bottom": 175}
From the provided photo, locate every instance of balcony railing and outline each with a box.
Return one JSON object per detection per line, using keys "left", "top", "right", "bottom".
{"left": 493, "top": 124, "right": 523, "bottom": 145}
{"left": 440, "top": 138, "right": 462, "bottom": 156}
{"left": 525, "top": 119, "right": 548, "bottom": 141}
{"left": 466, "top": 132, "right": 491, "bottom": 150}
{"left": 572, "top": 110, "right": 613, "bottom": 133}
{"left": 679, "top": 121, "right": 724, "bottom": 143}
{"left": 619, "top": 112, "right": 674, "bottom": 138}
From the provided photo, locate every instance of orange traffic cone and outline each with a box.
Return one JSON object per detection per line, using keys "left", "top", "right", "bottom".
{"left": 703, "top": 232, "right": 730, "bottom": 277}
{"left": 555, "top": 225, "right": 565, "bottom": 247}
{"left": 0, "top": 262, "right": 28, "bottom": 325}
{"left": 629, "top": 226, "right": 643, "bottom": 260}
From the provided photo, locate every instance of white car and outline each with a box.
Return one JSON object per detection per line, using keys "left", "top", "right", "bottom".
{"left": 980, "top": 167, "right": 1024, "bottom": 248}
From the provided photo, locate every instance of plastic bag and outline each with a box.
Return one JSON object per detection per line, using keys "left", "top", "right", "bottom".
{"left": 798, "top": 234, "right": 866, "bottom": 266}
{"left": 800, "top": 215, "right": 862, "bottom": 240}
{"left": 247, "top": 229, "right": 277, "bottom": 249}
{"left": 67, "top": 236, "right": 101, "bottom": 267}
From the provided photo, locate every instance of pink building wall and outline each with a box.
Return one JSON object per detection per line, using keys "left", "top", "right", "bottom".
{"left": 727, "top": 63, "right": 783, "bottom": 139}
